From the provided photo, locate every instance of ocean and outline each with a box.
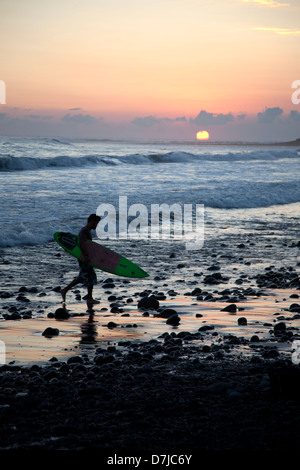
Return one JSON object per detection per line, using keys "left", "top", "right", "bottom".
{"left": 0, "top": 135, "right": 300, "bottom": 366}
{"left": 1, "top": 135, "right": 299, "bottom": 249}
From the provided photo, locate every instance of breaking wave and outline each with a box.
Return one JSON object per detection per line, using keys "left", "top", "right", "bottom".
{"left": 0, "top": 149, "right": 299, "bottom": 171}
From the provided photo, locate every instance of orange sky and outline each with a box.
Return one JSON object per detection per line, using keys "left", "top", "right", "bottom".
{"left": 1, "top": 0, "right": 300, "bottom": 140}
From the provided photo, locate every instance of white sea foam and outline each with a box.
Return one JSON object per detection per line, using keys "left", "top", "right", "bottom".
{"left": 0, "top": 148, "right": 298, "bottom": 171}
{"left": 0, "top": 137, "right": 299, "bottom": 247}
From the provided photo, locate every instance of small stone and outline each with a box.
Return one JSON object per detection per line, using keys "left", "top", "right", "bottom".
{"left": 238, "top": 317, "right": 247, "bottom": 325}
{"left": 159, "top": 308, "right": 178, "bottom": 318}
{"left": 221, "top": 304, "right": 237, "bottom": 313}
{"left": 289, "top": 303, "right": 300, "bottom": 312}
{"left": 198, "top": 325, "right": 215, "bottom": 332}
{"left": 110, "top": 306, "right": 120, "bottom": 313}
{"left": 138, "top": 295, "right": 159, "bottom": 310}
{"left": 42, "top": 327, "right": 59, "bottom": 337}
{"left": 274, "top": 322, "right": 286, "bottom": 332}
{"left": 67, "top": 356, "right": 84, "bottom": 364}
{"left": 166, "top": 314, "right": 181, "bottom": 326}
{"left": 54, "top": 307, "right": 70, "bottom": 319}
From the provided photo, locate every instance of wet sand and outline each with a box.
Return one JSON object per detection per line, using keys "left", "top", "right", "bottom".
{"left": 0, "top": 233, "right": 300, "bottom": 453}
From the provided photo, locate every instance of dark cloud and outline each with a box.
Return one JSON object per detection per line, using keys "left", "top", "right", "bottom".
{"left": 288, "top": 110, "right": 300, "bottom": 122}
{"left": 131, "top": 115, "right": 186, "bottom": 127}
{"left": 61, "top": 113, "right": 100, "bottom": 124}
{"left": 257, "top": 107, "right": 283, "bottom": 123}
{"left": 27, "top": 114, "right": 53, "bottom": 120}
{"left": 190, "top": 110, "right": 234, "bottom": 126}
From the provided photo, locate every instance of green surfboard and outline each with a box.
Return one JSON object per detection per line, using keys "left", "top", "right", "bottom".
{"left": 54, "top": 232, "right": 149, "bottom": 279}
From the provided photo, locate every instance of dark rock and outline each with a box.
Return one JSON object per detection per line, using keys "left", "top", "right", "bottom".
{"left": 159, "top": 308, "right": 178, "bottom": 318}
{"left": 108, "top": 295, "right": 117, "bottom": 301}
{"left": 52, "top": 286, "right": 62, "bottom": 292}
{"left": 8, "top": 312, "right": 22, "bottom": 320}
{"left": 262, "top": 347, "right": 279, "bottom": 359}
{"left": 107, "top": 321, "right": 117, "bottom": 329}
{"left": 43, "top": 370, "right": 58, "bottom": 381}
{"left": 16, "top": 294, "right": 30, "bottom": 302}
{"left": 289, "top": 303, "right": 300, "bottom": 312}
{"left": 102, "top": 354, "right": 115, "bottom": 364}
{"left": 238, "top": 317, "right": 247, "bottom": 325}
{"left": 221, "top": 304, "right": 237, "bottom": 313}
{"left": 42, "top": 327, "right": 59, "bottom": 337}
{"left": 110, "top": 306, "right": 121, "bottom": 313}
{"left": 166, "top": 314, "right": 181, "bottom": 326}
{"left": 126, "top": 351, "right": 142, "bottom": 361}
{"left": 274, "top": 322, "right": 286, "bottom": 333}
{"left": 198, "top": 325, "right": 215, "bottom": 332}
{"left": 190, "top": 287, "right": 202, "bottom": 296}
{"left": 102, "top": 283, "right": 115, "bottom": 289}
{"left": 67, "top": 356, "right": 84, "bottom": 364}
{"left": 0, "top": 291, "right": 13, "bottom": 299}
{"left": 203, "top": 274, "right": 222, "bottom": 285}
{"left": 138, "top": 295, "right": 159, "bottom": 310}
{"left": 19, "top": 286, "right": 28, "bottom": 292}
{"left": 54, "top": 307, "right": 70, "bottom": 319}
{"left": 255, "top": 269, "right": 300, "bottom": 289}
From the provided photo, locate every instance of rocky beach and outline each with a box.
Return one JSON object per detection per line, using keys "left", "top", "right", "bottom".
{"left": 0, "top": 229, "right": 300, "bottom": 455}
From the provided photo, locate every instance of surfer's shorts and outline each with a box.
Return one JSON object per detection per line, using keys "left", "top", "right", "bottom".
{"left": 75, "top": 261, "right": 97, "bottom": 287}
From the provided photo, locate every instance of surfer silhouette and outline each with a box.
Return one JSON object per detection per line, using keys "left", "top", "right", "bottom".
{"left": 60, "top": 214, "right": 101, "bottom": 309}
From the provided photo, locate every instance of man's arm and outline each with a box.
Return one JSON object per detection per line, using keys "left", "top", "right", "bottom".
{"left": 79, "top": 229, "right": 90, "bottom": 263}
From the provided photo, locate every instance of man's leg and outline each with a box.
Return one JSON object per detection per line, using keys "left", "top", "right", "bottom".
{"left": 60, "top": 279, "right": 79, "bottom": 302}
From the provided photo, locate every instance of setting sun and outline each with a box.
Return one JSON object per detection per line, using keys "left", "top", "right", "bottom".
{"left": 196, "top": 130, "right": 210, "bottom": 141}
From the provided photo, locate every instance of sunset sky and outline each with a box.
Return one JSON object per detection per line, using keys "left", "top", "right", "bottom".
{"left": 1, "top": 0, "right": 300, "bottom": 141}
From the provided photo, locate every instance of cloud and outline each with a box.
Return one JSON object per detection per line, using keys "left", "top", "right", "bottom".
{"left": 27, "top": 114, "right": 53, "bottom": 120}
{"left": 190, "top": 110, "right": 234, "bottom": 126}
{"left": 257, "top": 107, "right": 283, "bottom": 123}
{"left": 61, "top": 113, "right": 101, "bottom": 124}
{"left": 254, "top": 27, "right": 300, "bottom": 35}
{"left": 131, "top": 115, "right": 186, "bottom": 127}
{"left": 243, "top": 0, "right": 289, "bottom": 7}
{"left": 288, "top": 110, "right": 300, "bottom": 122}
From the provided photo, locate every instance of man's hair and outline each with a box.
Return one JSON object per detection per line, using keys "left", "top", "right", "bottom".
{"left": 88, "top": 214, "right": 101, "bottom": 223}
